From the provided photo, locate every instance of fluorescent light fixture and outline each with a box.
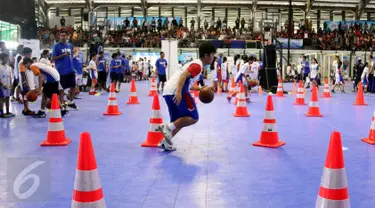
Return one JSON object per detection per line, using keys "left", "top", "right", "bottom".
{"left": 314, "top": 2, "right": 356, "bottom": 7}
{"left": 44, "top": 0, "right": 85, "bottom": 3}
{"left": 94, "top": 0, "right": 141, "bottom": 3}
{"left": 147, "top": 0, "right": 197, "bottom": 3}
{"left": 257, "top": 1, "right": 305, "bottom": 6}
{"left": 201, "top": 0, "right": 252, "bottom": 3}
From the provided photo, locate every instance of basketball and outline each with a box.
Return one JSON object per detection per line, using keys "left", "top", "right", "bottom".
{"left": 247, "top": 80, "right": 258, "bottom": 87}
{"left": 26, "top": 91, "right": 38, "bottom": 102}
{"left": 199, "top": 87, "right": 215, "bottom": 104}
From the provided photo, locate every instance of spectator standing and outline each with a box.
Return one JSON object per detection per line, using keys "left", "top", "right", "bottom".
{"left": 155, "top": 52, "right": 168, "bottom": 93}
{"left": 241, "top": 18, "right": 246, "bottom": 30}
{"left": 60, "top": 17, "right": 66, "bottom": 27}
{"left": 124, "top": 17, "right": 130, "bottom": 29}
{"left": 151, "top": 17, "right": 156, "bottom": 31}
{"left": 216, "top": 18, "right": 222, "bottom": 30}
{"left": 190, "top": 18, "right": 195, "bottom": 30}
{"left": 368, "top": 55, "right": 374, "bottom": 93}
{"left": 51, "top": 30, "right": 78, "bottom": 110}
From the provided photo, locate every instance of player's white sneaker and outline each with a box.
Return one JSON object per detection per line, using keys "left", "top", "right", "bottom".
{"left": 157, "top": 125, "right": 173, "bottom": 145}
{"left": 158, "top": 139, "right": 176, "bottom": 151}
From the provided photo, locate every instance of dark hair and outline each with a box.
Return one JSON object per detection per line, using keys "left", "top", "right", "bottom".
{"left": 160, "top": 52, "right": 164, "bottom": 55}
{"left": 22, "top": 47, "right": 32, "bottom": 55}
{"left": 312, "top": 58, "right": 318, "bottom": 64}
{"left": 112, "top": 53, "right": 118, "bottom": 59}
{"left": 41, "top": 49, "right": 49, "bottom": 57}
{"left": 32, "top": 57, "right": 37, "bottom": 61}
{"left": 223, "top": 57, "right": 227, "bottom": 63}
{"left": 23, "top": 57, "right": 34, "bottom": 65}
{"left": 210, "top": 58, "right": 216, "bottom": 70}
{"left": 249, "top": 56, "right": 255, "bottom": 61}
{"left": 234, "top": 54, "right": 240, "bottom": 64}
{"left": 90, "top": 53, "right": 97, "bottom": 59}
{"left": 242, "top": 55, "right": 249, "bottom": 62}
{"left": 60, "top": 30, "right": 68, "bottom": 35}
{"left": 99, "top": 51, "right": 104, "bottom": 55}
{"left": 198, "top": 42, "right": 216, "bottom": 59}
{"left": 0, "top": 52, "right": 9, "bottom": 60}
{"left": 370, "top": 55, "right": 373, "bottom": 59}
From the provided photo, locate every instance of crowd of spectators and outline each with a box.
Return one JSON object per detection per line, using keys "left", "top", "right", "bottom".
{"left": 37, "top": 17, "right": 375, "bottom": 52}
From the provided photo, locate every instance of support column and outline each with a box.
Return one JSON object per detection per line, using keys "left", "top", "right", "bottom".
{"left": 81, "top": 8, "right": 84, "bottom": 27}
{"left": 342, "top": 10, "right": 345, "bottom": 21}
{"left": 287, "top": 0, "right": 292, "bottom": 64}
{"left": 225, "top": 8, "right": 228, "bottom": 19}
{"left": 252, "top": 0, "right": 257, "bottom": 32}
{"left": 131, "top": 7, "right": 134, "bottom": 17}
{"left": 197, "top": 1, "right": 201, "bottom": 29}
{"left": 238, "top": 8, "right": 241, "bottom": 18}
{"left": 185, "top": 7, "right": 188, "bottom": 27}
{"left": 172, "top": 7, "right": 175, "bottom": 18}
{"left": 56, "top": 8, "right": 60, "bottom": 16}
{"left": 212, "top": 8, "right": 215, "bottom": 19}
{"left": 317, "top": 10, "right": 320, "bottom": 30}
{"left": 105, "top": 7, "right": 108, "bottom": 18}
{"left": 367, "top": 12, "right": 371, "bottom": 21}
{"left": 118, "top": 7, "right": 121, "bottom": 17}
{"left": 329, "top": 10, "right": 333, "bottom": 21}
{"left": 158, "top": 7, "right": 161, "bottom": 18}
{"left": 68, "top": 8, "right": 71, "bottom": 16}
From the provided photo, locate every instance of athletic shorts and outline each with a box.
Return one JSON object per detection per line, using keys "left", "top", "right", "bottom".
{"left": 158, "top": 74, "right": 167, "bottom": 82}
{"left": 60, "top": 72, "right": 76, "bottom": 89}
{"left": 43, "top": 81, "right": 61, "bottom": 99}
{"left": 0, "top": 87, "right": 10, "bottom": 98}
{"left": 110, "top": 72, "right": 118, "bottom": 82}
{"left": 98, "top": 71, "right": 107, "bottom": 83}
{"left": 76, "top": 74, "right": 83, "bottom": 86}
{"left": 117, "top": 73, "right": 124, "bottom": 82}
{"left": 164, "top": 93, "right": 198, "bottom": 122}
{"left": 125, "top": 70, "right": 131, "bottom": 76}
{"left": 363, "top": 78, "right": 369, "bottom": 86}
{"left": 12, "top": 78, "right": 19, "bottom": 89}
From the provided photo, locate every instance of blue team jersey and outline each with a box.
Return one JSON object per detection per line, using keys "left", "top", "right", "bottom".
{"left": 303, "top": 61, "right": 310, "bottom": 74}
{"left": 121, "top": 58, "right": 130, "bottom": 72}
{"left": 52, "top": 42, "right": 73, "bottom": 75}
{"left": 156, "top": 59, "right": 168, "bottom": 75}
{"left": 110, "top": 59, "right": 119, "bottom": 73}
{"left": 72, "top": 52, "right": 83, "bottom": 75}
{"left": 97, "top": 57, "right": 106, "bottom": 72}
{"left": 116, "top": 58, "right": 123, "bottom": 74}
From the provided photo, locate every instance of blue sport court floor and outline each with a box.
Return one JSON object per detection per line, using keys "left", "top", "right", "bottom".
{"left": 0, "top": 81, "right": 375, "bottom": 208}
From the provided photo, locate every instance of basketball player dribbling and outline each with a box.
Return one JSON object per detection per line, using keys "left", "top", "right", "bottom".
{"left": 157, "top": 42, "right": 217, "bottom": 151}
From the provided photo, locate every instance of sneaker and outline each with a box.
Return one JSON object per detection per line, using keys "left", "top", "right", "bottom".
{"left": 67, "top": 102, "right": 78, "bottom": 110}
{"left": 74, "top": 96, "right": 82, "bottom": 99}
{"left": 61, "top": 109, "right": 68, "bottom": 117}
{"left": 4, "top": 112, "right": 15, "bottom": 118}
{"left": 33, "top": 110, "right": 46, "bottom": 118}
{"left": 22, "top": 110, "right": 35, "bottom": 116}
{"left": 157, "top": 125, "right": 173, "bottom": 145}
{"left": 158, "top": 139, "right": 176, "bottom": 151}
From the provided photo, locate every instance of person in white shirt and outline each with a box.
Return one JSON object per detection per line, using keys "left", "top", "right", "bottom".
{"left": 362, "top": 62, "right": 369, "bottom": 93}
{"left": 137, "top": 58, "right": 143, "bottom": 81}
{"left": 249, "top": 58, "right": 260, "bottom": 89}
{"left": 84, "top": 54, "right": 98, "bottom": 95}
{"left": 143, "top": 58, "right": 149, "bottom": 80}
{"left": 39, "top": 50, "right": 51, "bottom": 66}
{"left": 0, "top": 53, "right": 15, "bottom": 118}
{"left": 309, "top": 58, "right": 320, "bottom": 90}
{"left": 210, "top": 57, "right": 219, "bottom": 91}
{"left": 221, "top": 57, "right": 229, "bottom": 92}
{"left": 228, "top": 55, "right": 252, "bottom": 103}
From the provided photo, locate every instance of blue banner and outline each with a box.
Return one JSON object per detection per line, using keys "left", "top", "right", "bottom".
{"left": 274, "top": 38, "right": 303, "bottom": 49}
{"left": 324, "top": 20, "right": 375, "bottom": 31}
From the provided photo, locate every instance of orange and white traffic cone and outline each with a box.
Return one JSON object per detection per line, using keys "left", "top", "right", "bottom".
{"left": 72, "top": 132, "right": 106, "bottom": 208}
{"left": 294, "top": 80, "right": 306, "bottom": 105}
{"left": 361, "top": 110, "right": 375, "bottom": 144}
{"left": 234, "top": 81, "right": 242, "bottom": 105}
{"left": 253, "top": 95, "right": 285, "bottom": 148}
{"left": 127, "top": 79, "right": 140, "bottom": 104}
{"left": 354, "top": 82, "right": 368, "bottom": 106}
{"left": 321, "top": 78, "right": 332, "bottom": 98}
{"left": 316, "top": 131, "right": 349, "bottom": 208}
{"left": 306, "top": 84, "right": 322, "bottom": 117}
{"left": 141, "top": 94, "right": 164, "bottom": 147}
{"left": 103, "top": 83, "right": 122, "bottom": 116}
{"left": 148, "top": 76, "right": 158, "bottom": 97}
{"left": 41, "top": 94, "right": 71, "bottom": 146}
{"left": 291, "top": 81, "right": 297, "bottom": 95}
{"left": 233, "top": 84, "right": 250, "bottom": 117}
{"left": 276, "top": 78, "right": 284, "bottom": 97}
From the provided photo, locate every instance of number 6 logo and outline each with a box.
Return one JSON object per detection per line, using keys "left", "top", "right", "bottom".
{"left": 13, "top": 161, "right": 45, "bottom": 200}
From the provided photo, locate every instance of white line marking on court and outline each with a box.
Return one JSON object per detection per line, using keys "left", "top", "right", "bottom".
{"left": 342, "top": 147, "right": 349, "bottom": 151}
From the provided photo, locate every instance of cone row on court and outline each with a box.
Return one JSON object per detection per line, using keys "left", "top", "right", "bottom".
{"left": 361, "top": 110, "right": 375, "bottom": 145}
{"left": 233, "top": 84, "right": 250, "bottom": 117}
{"left": 354, "top": 82, "right": 367, "bottom": 106}
{"left": 294, "top": 80, "right": 306, "bottom": 105}
{"left": 276, "top": 78, "right": 284, "bottom": 97}
{"left": 321, "top": 78, "right": 332, "bottom": 98}
{"left": 141, "top": 94, "right": 164, "bottom": 147}
{"left": 103, "top": 83, "right": 122, "bottom": 116}
{"left": 41, "top": 93, "right": 71, "bottom": 146}
{"left": 306, "top": 85, "right": 323, "bottom": 117}
{"left": 253, "top": 95, "right": 285, "bottom": 148}
{"left": 127, "top": 79, "right": 140, "bottom": 104}
{"left": 148, "top": 76, "right": 158, "bottom": 97}
{"left": 72, "top": 132, "right": 106, "bottom": 208}
{"left": 315, "top": 131, "right": 349, "bottom": 208}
